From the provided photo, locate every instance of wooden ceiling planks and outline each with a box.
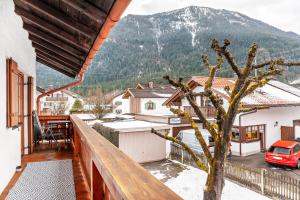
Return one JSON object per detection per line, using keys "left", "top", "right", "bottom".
{"left": 14, "top": 0, "right": 114, "bottom": 77}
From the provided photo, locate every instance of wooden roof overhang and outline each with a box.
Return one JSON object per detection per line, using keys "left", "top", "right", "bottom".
{"left": 14, "top": 0, "right": 129, "bottom": 78}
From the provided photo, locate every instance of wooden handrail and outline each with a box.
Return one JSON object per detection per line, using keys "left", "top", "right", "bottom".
{"left": 70, "top": 115, "right": 182, "bottom": 200}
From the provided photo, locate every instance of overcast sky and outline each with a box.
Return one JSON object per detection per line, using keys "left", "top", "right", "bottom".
{"left": 124, "top": 0, "right": 300, "bottom": 34}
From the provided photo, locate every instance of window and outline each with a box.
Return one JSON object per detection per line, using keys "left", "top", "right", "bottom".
{"left": 231, "top": 127, "right": 240, "bottom": 142}
{"left": 245, "top": 126, "right": 259, "bottom": 142}
{"left": 145, "top": 100, "right": 156, "bottom": 110}
{"left": 115, "top": 109, "right": 122, "bottom": 114}
{"left": 6, "top": 58, "right": 24, "bottom": 128}
{"left": 115, "top": 101, "right": 122, "bottom": 106}
{"left": 293, "top": 144, "right": 300, "bottom": 153}
{"left": 268, "top": 146, "right": 291, "bottom": 155}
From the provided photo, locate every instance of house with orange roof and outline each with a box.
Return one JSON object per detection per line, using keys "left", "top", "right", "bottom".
{"left": 164, "top": 76, "right": 300, "bottom": 156}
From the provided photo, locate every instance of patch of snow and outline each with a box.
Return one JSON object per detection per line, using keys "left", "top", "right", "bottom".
{"left": 102, "top": 120, "right": 168, "bottom": 130}
{"left": 229, "top": 20, "right": 246, "bottom": 26}
{"left": 149, "top": 17, "right": 163, "bottom": 55}
{"left": 150, "top": 170, "right": 166, "bottom": 180}
{"left": 181, "top": 7, "right": 198, "bottom": 47}
{"left": 151, "top": 161, "right": 271, "bottom": 200}
{"left": 151, "top": 92, "right": 172, "bottom": 98}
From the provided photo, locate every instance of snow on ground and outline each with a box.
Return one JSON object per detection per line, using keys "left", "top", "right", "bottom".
{"left": 149, "top": 160, "right": 270, "bottom": 200}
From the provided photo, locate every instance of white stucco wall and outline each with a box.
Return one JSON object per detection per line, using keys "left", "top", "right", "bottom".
{"left": 112, "top": 94, "right": 129, "bottom": 114}
{"left": 140, "top": 98, "right": 173, "bottom": 115}
{"left": 234, "top": 106, "right": 300, "bottom": 153}
{"left": 40, "top": 90, "right": 82, "bottom": 114}
{"left": 0, "top": 0, "right": 36, "bottom": 193}
{"left": 119, "top": 131, "right": 167, "bottom": 163}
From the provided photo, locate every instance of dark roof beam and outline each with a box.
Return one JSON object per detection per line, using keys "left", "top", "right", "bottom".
{"left": 35, "top": 49, "right": 80, "bottom": 72}
{"left": 15, "top": 0, "right": 97, "bottom": 38}
{"left": 15, "top": 6, "right": 91, "bottom": 52}
{"left": 30, "top": 35, "right": 83, "bottom": 65}
{"left": 61, "top": 0, "right": 107, "bottom": 24}
{"left": 36, "top": 54, "right": 78, "bottom": 75}
{"left": 24, "top": 24, "right": 87, "bottom": 57}
{"left": 36, "top": 58, "right": 76, "bottom": 78}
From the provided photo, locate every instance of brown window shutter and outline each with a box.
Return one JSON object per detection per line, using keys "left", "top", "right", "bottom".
{"left": 7, "top": 58, "right": 20, "bottom": 127}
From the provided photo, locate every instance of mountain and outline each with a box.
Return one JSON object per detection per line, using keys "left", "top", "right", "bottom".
{"left": 37, "top": 6, "right": 300, "bottom": 93}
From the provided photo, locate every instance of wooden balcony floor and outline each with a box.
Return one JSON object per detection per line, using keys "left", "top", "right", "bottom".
{"left": 0, "top": 143, "right": 90, "bottom": 200}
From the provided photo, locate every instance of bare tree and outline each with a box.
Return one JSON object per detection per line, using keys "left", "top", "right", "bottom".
{"left": 86, "top": 86, "right": 110, "bottom": 119}
{"left": 152, "top": 39, "right": 300, "bottom": 200}
{"left": 51, "top": 101, "right": 68, "bottom": 115}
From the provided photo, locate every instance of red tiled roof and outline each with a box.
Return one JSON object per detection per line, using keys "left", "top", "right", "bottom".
{"left": 164, "top": 76, "right": 300, "bottom": 107}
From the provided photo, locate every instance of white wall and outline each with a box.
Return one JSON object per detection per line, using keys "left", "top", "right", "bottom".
{"left": 0, "top": 0, "right": 36, "bottom": 193}
{"left": 40, "top": 90, "right": 82, "bottom": 114}
{"left": 112, "top": 94, "right": 129, "bottom": 114}
{"left": 140, "top": 98, "right": 173, "bottom": 115}
{"left": 234, "top": 106, "right": 300, "bottom": 150}
{"left": 119, "top": 131, "right": 167, "bottom": 163}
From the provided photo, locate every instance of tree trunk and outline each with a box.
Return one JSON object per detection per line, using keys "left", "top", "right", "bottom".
{"left": 203, "top": 143, "right": 226, "bottom": 200}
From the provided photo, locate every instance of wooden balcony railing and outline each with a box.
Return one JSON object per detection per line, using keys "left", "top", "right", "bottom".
{"left": 70, "top": 115, "right": 182, "bottom": 200}
{"left": 184, "top": 106, "right": 217, "bottom": 118}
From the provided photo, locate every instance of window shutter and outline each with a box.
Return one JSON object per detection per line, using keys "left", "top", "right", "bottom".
{"left": 7, "top": 58, "right": 20, "bottom": 127}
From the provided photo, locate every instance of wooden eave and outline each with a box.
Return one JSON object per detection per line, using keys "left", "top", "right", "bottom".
{"left": 14, "top": 0, "right": 116, "bottom": 78}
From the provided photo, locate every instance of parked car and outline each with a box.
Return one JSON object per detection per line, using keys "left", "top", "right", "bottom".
{"left": 176, "top": 129, "right": 214, "bottom": 154}
{"left": 265, "top": 140, "right": 300, "bottom": 168}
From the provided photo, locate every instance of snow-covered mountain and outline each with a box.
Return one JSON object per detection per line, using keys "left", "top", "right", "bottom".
{"left": 38, "top": 6, "right": 300, "bottom": 91}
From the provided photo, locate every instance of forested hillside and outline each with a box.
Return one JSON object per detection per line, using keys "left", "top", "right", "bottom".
{"left": 37, "top": 6, "right": 300, "bottom": 94}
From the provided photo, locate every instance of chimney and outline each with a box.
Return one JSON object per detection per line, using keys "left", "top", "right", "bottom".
{"left": 148, "top": 82, "right": 154, "bottom": 89}
{"left": 48, "top": 84, "right": 53, "bottom": 90}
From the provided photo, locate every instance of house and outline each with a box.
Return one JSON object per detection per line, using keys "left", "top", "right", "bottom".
{"left": 112, "top": 91, "right": 130, "bottom": 114}
{"left": 122, "top": 82, "right": 177, "bottom": 115}
{"left": 0, "top": 1, "right": 180, "bottom": 199}
{"left": 39, "top": 88, "right": 83, "bottom": 115}
{"left": 164, "top": 76, "right": 300, "bottom": 156}
{"left": 94, "top": 120, "right": 170, "bottom": 163}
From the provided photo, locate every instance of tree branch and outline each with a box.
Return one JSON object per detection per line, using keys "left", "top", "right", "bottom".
{"left": 151, "top": 128, "right": 208, "bottom": 172}
{"left": 164, "top": 76, "right": 219, "bottom": 139}
{"left": 211, "top": 39, "right": 241, "bottom": 77}
{"left": 171, "top": 108, "right": 213, "bottom": 165}
{"left": 253, "top": 59, "right": 300, "bottom": 69}
{"left": 237, "top": 105, "right": 269, "bottom": 113}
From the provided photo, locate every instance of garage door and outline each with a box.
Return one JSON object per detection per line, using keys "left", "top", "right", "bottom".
{"left": 119, "top": 131, "right": 167, "bottom": 163}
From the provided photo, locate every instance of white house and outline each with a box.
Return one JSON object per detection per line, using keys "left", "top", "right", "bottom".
{"left": 164, "top": 76, "right": 300, "bottom": 156}
{"left": 39, "top": 89, "right": 83, "bottom": 115}
{"left": 122, "top": 83, "right": 177, "bottom": 115}
{"left": 112, "top": 92, "right": 130, "bottom": 114}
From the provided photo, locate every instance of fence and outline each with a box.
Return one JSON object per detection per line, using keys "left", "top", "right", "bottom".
{"left": 171, "top": 143, "right": 300, "bottom": 200}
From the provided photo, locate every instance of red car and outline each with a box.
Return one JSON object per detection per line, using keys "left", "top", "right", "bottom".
{"left": 265, "top": 140, "right": 300, "bottom": 168}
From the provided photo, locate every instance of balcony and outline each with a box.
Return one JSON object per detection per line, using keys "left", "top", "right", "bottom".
{"left": 184, "top": 106, "right": 217, "bottom": 118}
{"left": 1, "top": 115, "right": 181, "bottom": 200}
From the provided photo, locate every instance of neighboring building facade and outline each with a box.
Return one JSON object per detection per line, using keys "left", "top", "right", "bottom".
{"left": 112, "top": 92, "right": 130, "bottom": 114}
{"left": 0, "top": 0, "right": 36, "bottom": 192}
{"left": 122, "top": 82, "right": 177, "bottom": 115}
{"left": 165, "top": 76, "right": 300, "bottom": 156}
{"left": 39, "top": 89, "right": 83, "bottom": 115}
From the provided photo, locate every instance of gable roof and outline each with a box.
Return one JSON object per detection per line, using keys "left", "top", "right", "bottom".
{"left": 123, "top": 88, "right": 176, "bottom": 99}
{"left": 164, "top": 76, "right": 300, "bottom": 107}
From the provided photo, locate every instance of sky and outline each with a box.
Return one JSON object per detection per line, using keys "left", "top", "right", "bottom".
{"left": 124, "top": 0, "right": 300, "bottom": 34}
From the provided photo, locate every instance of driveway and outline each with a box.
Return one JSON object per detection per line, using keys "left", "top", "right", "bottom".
{"left": 229, "top": 153, "right": 300, "bottom": 180}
